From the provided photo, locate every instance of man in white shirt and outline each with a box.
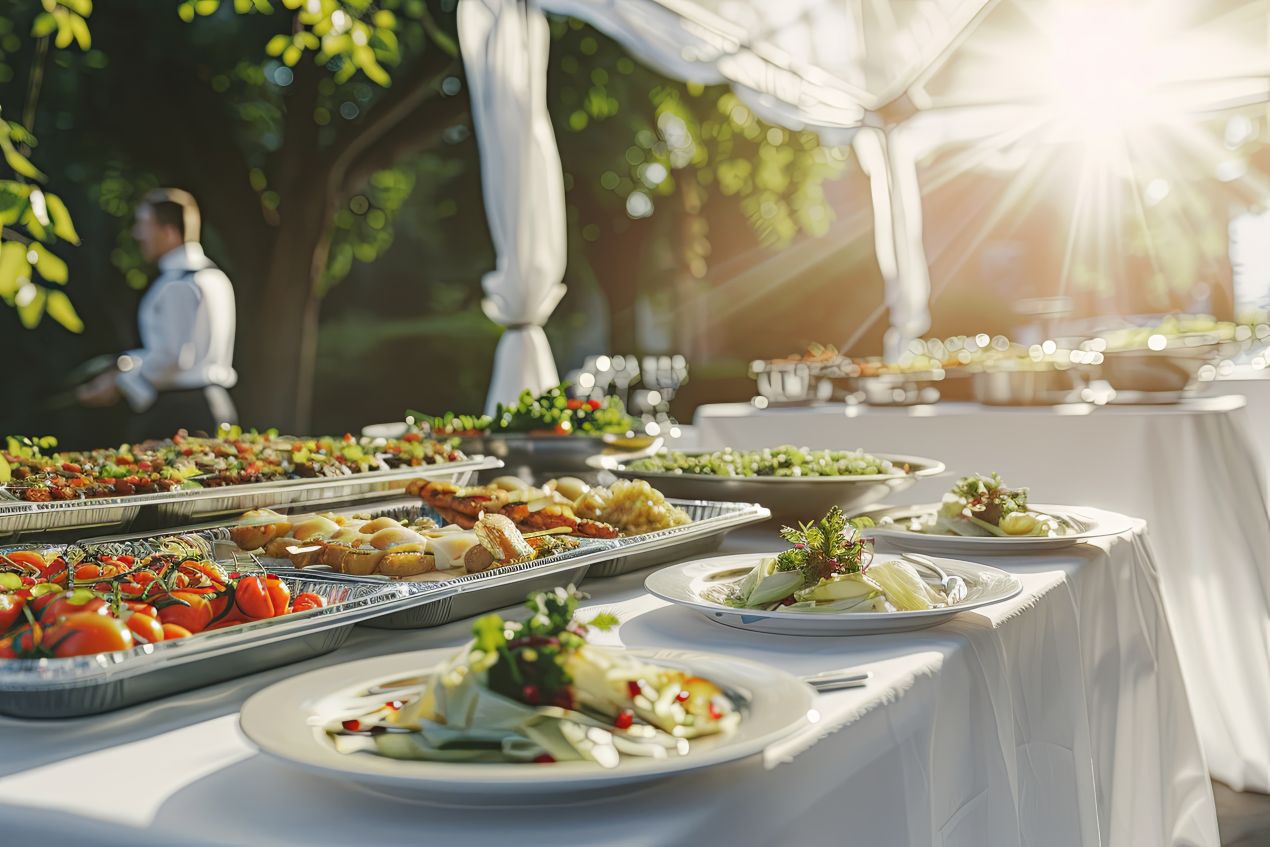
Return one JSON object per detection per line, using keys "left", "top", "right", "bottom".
{"left": 77, "top": 188, "right": 238, "bottom": 441}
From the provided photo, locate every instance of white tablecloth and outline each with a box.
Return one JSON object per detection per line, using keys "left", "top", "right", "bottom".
{"left": 1199, "top": 368, "right": 1270, "bottom": 499}
{"left": 696, "top": 396, "right": 1270, "bottom": 794}
{"left": 0, "top": 521, "right": 1216, "bottom": 846}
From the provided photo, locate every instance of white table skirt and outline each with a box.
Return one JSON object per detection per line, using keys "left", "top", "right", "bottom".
{"left": 1199, "top": 367, "right": 1270, "bottom": 499}
{"left": 0, "top": 521, "right": 1215, "bottom": 846}
{"left": 696, "top": 395, "right": 1270, "bottom": 794}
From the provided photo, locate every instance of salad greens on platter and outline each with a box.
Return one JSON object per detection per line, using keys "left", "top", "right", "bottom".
{"left": 884, "top": 472, "right": 1071, "bottom": 538}
{"left": 326, "top": 587, "right": 740, "bottom": 767}
{"left": 407, "top": 384, "right": 636, "bottom": 438}
{"left": 628, "top": 446, "right": 904, "bottom": 478}
{"left": 707, "top": 507, "right": 950, "bottom": 613}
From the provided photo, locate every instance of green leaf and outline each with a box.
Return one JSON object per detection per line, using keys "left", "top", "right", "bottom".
{"left": 0, "top": 241, "right": 28, "bottom": 301}
{"left": 31, "top": 13, "right": 56, "bottom": 37}
{"left": 43, "top": 192, "right": 78, "bottom": 244}
{"left": 1, "top": 140, "right": 44, "bottom": 180}
{"left": 361, "top": 56, "right": 390, "bottom": 86}
{"left": 17, "top": 285, "right": 46, "bottom": 328}
{"left": 68, "top": 13, "right": 90, "bottom": 49}
{"left": 62, "top": 0, "right": 93, "bottom": 15}
{"left": 30, "top": 243, "right": 68, "bottom": 284}
{"left": 372, "top": 10, "right": 395, "bottom": 28}
{"left": 45, "top": 290, "right": 82, "bottom": 333}
{"left": 264, "top": 33, "right": 289, "bottom": 56}
{"left": 585, "top": 611, "right": 620, "bottom": 631}
{"left": 54, "top": 16, "right": 74, "bottom": 48}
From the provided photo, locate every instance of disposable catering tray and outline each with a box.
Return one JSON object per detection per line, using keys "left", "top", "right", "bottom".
{"left": 586, "top": 499, "right": 770, "bottom": 578}
{"left": 0, "top": 558, "right": 427, "bottom": 719}
{"left": 0, "top": 456, "right": 502, "bottom": 541}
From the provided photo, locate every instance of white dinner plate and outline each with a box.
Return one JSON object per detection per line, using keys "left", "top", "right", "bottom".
{"left": 645, "top": 553, "right": 1023, "bottom": 635}
{"left": 239, "top": 646, "right": 814, "bottom": 802}
{"left": 858, "top": 503, "right": 1132, "bottom": 554}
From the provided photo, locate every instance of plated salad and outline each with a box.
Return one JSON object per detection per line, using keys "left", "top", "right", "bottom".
{"left": 629, "top": 446, "right": 904, "bottom": 478}
{"left": 887, "top": 473, "right": 1071, "bottom": 538}
{"left": 709, "top": 507, "right": 951, "bottom": 613}
{"left": 326, "top": 587, "right": 739, "bottom": 766}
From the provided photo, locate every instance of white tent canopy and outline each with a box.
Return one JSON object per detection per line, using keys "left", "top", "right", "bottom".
{"left": 460, "top": 0, "right": 1270, "bottom": 410}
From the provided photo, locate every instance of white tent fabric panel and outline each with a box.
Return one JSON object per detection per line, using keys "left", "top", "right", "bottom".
{"left": 459, "top": 0, "right": 568, "bottom": 412}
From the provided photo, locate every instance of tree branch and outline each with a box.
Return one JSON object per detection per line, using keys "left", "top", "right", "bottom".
{"left": 322, "top": 48, "right": 460, "bottom": 202}
{"left": 339, "top": 91, "right": 470, "bottom": 197}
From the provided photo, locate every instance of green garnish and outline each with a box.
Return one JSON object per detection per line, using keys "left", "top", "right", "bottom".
{"left": 409, "top": 384, "right": 635, "bottom": 437}
{"left": 774, "top": 506, "right": 872, "bottom": 584}
{"left": 629, "top": 446, "right": 900, "bottom": 477}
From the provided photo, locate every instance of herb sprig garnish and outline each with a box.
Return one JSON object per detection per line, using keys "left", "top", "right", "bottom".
{"left": 949, "top": 472, "right": 1028, "bottom": 525}
{"left": 773, "top": 506, "right": 873, "bottom": 584}
{"left": 471, "top": 587, "right": 618, "bottom": 710}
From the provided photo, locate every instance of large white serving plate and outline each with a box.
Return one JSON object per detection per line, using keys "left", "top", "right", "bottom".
{"left": 858, "top": 503, "right": 1133, "bottom": 554}
{"left": 590, "top": 452, "right": 945, "bottom": 520}
{"left": 645, "top": 553, "right": 1023, "bottom": 635}
{"left": 240, "top": 646, "right": 814, "bottom": 801}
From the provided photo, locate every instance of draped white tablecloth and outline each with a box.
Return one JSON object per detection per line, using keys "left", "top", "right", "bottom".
{"left": 696, "top": 396, "right": 1270, "bottom": 794}
{"left": 0, "top": 521, "right": 1215, "bottom": 846}
{"left": 1199, "top": 368, "right": 1270, "bottom": 499}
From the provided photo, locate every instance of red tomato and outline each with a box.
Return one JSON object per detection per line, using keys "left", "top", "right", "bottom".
{"left": 123, "top": 600, "right": 158, "bottom": 619}
{"left": 0, "top": 593, "right": 25, "bottom": 632}
{"left": 157, "top": 592, "right": 213, "bottom": 633}
{"left": 74, "top": 564, "right": 101, "bottom": 582}
{"left": 41, "top": 589, "right": 108, "bottom": 623}
{"left": 234, "top": 576, "right": 275, "bottom": 620}
{"left": 2, "top": 551, "right": 46, "bottom": 571}
{"left": 290, "top": 592, "right": 326, "bottom": 613}
{"left": 264, "top": 576, "right": 290, "bottom": 619}
{"left": 124, "top": 612, "right": 164, "bottom": 645}
{"left": 41, "top": 612, "right": 132, "bottom": 657}
{"left": 0, "top": 622, "right": 43, "bottom": 658}
{"left": 161, "top": 623, "right": 192, "bottom": 640}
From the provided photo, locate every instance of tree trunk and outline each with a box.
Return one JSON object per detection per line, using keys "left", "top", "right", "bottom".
{"left": 234, "top": 191, "right": 334, "bottom": 432}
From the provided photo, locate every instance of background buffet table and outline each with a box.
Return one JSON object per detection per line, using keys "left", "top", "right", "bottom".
{"left": 695, "top": 394, "right": 1270, "bottom": 794}
{"left": 0, "top": 518, "right": 1216, "bottom": 847}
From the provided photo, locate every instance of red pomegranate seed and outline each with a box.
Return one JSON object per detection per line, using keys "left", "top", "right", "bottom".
{"left": 533, "top": 754, "right": 555, "bottom": 764}
{"left": 675, "top": 690, "right": 690, "bottom": 703}
{"left": 384, "top": 700, "right": 402, "bottom": 711}
{"left": 521, "top": 684, "right": 540, "bottom": 704}
{"left": 626, "top": 680, "right": 642, "bottom": 698}
{"left": 614, "top": 709, "right": 634, "bottom": 730}
{"left": 341, "top": 719, "right": 361, "bottom": 732}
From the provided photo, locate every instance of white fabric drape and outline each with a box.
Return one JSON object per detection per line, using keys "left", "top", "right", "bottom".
{"left": 459, "top": 0, "right": 568, "bottom": 413}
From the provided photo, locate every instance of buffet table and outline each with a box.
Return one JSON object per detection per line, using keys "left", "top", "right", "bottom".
{"left": 0, "top": 520, "right": 1216, "bottom": 847}
{"left": 696, "top": 395, "right": 1270, "bottom": 794}
{"left": 1198, "top": 367, "right": 1270, "bottom": 498}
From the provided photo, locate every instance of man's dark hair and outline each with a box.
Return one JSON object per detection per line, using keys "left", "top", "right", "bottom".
{"left": 141, "top": 188, "right": 200, "bottom": 243}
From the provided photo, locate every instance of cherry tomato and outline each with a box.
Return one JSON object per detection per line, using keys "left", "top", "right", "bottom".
{"left": 264, "top": 576, "right": 290, "bottom": 619}
{"left": 0, "top": 622, "right": 43, "bottom": 658}
{"left": 290, "top": 592, "right": 326, "bottom": 613}
{"left": 45, "top": 613, "right": 134, "bottom": 658}
{"left": 157, "top": 592, "right": 213, "bottom": 634}
{"left": 160, "top": 623, "right": 192, "bottom": 640}
{"left": 234, "top": 576, "right": 276, "bottom": 620}
{"left": 0, "top": 593, "right": 25, "bottom": 632}
{"left": 123, "top": 600, "right": 159, "bottom": 619}
{"left": 124, "top": 612, "right": 164, "bottom": 645}
{"left": 41, "top": 589, "right": 108, "bottom": 623}
{"left": 2, "top": 551, "right": 46, "bottom": 571}
{"left": 74, "top": 564, "right": 101, "bottom": 582}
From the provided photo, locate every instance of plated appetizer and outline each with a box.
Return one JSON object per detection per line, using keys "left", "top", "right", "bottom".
{"left": 409, "top": 384, "right": 636, "bottom": 438}
{"left": 1, "top": 430, "right": 466, "bottom": 502}
{"left": 890, "top": 473, "right": 1072, "bottom": 538}
{"left": 409, "top": 476, "right": 691, "bottom": 538}
{"left": 628, "top": 446, "right": 906, "bottom": 478}
{"left": 0, "top": 543, "right": 329, "bottom": 659}
{"left": 326, "top": 587, "right": 739, "bottom": 766}
{"left": 229, "top": 507, "right": 582, "bottom": 580}
{"left": 707, "top": 507, "right": 953, "bottom": 613}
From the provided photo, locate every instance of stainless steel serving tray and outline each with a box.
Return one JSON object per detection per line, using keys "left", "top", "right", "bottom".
{"left": 0, "top": 567, "right": 429, "bottom": 719}
{"left": 0, "top": 456, "right": 501, "bottom": 540}
{"left": 587, "top": 499, "right": 770, "bottom": 578}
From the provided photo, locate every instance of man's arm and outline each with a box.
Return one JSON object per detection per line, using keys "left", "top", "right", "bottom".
{"left": 115, "top": 280, "right": 202, "bottom": 412}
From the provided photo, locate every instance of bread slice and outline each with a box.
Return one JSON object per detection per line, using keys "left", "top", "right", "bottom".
{"left": 378, "top": 550, "right": 436, "bottom": 577}
{"left": 340, "top": 547, "right": 385, "bottom": 576}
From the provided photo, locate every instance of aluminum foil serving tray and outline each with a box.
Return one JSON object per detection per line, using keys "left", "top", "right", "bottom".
{"left": 0, "top": 566, "right": 424, "bottom": 719}
{"left": 0, "top": 456, "right": 501, "bottom": 540}
{"left": 588, "top": 498, "right": 770, "bottom": 578}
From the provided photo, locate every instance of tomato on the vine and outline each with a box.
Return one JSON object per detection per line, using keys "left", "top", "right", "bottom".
{"left": 156, "top": 592, "right": 213, "bottom": 633}
{"left": 41, "top": 589, "right": 108, "bottom": 623}
{"left": 160, "top": 623, "right": 192, "bottom": 640}
{"left": 290, "top": 592, "right": 326, "bottom": 613}
{"left": 45, "top": 613, "right": 134, "bottom": 658}
{"left": 234, "top": 576, "right": 276, "bottom": 619}
{"left": 0, "top": 593, "right": 25, "bottom": 631}
{"left": 124, "top": 612, "right": 164, "bottom": 645}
